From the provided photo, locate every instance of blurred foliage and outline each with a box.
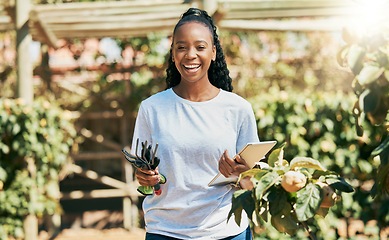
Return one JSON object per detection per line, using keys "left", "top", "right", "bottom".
{"left": 0, "top": 97, "right": 76, "bottom": 239}
{"left": 220, "top": 31, "right": 352, "bottom": 96}
{"left": 338, "top": 28, "right": 389, "bottom": 196}
{"left": 0, "top": 32, "right": 16, "bottom": 98}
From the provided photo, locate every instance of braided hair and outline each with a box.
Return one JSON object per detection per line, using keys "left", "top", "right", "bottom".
{"left": 166, "top": 8, "right": 233, "bottom": 92}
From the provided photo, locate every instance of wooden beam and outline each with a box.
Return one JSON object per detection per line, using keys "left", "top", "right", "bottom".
{"left": 35, "top": 6, "right": 188, "bottom": 19}
{"left": 34, "top": 0, "right": 187, "bottom": 12}
{"left": 69, "top": 164, "right": 133, "bottom": 192}
{"left": 29, "top": 10, "right": 59, "bottom": 48}
{"left": 56, "top": 80, "right": 89, "bottom": 96}
{"left": 81, "top": 110, "right": 125, "bottom": 120}
{"left": 48, "top": 18, "right": 179, "bottom": 31}
{"left": 60, "top": 188, "right": 140, "bottom": 200}
{"left": 79, "top": 128, "right": 123, "bottom": 151}
{"left": 218, "top": 17, "right": 353, "bottom": 32}
{"left": 217, "top": 0, "right": 354, "bottom": 10}
{"left": 37, "top": 11, "right": 182, "bottom": 24}
{"left": 51, "top": 29, "right": 173, "bottom": 39}
{"left": 71, "top": 151, "right": 123, "bottom": 161}
{"left": 222, "top": 7, "right": 354, "bottom": 19}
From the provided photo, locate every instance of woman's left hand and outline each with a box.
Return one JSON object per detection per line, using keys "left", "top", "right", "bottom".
{"left": 218, "top": 150, "right": 250, "bottom": 178}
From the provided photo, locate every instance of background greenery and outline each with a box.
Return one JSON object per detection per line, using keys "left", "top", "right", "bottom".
{"left": 0, "top": 97, "right": 76, "bottom": 239}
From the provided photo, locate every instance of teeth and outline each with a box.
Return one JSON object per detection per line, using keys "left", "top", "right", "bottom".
{"left": 184, "top": 64, "right": 200, "bottom": 69}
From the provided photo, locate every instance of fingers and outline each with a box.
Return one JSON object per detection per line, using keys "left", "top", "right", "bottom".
{"left": 234, "top": 154, "right": 248, "bottom": 166}
{"left": 135, "top": 168, "right": 160, "bottom": 186}
{"left": 218, "top": 150, "right": 233, "bottom": 177}
{"left": 219, "top": 150, "right": 250, "bottom": 178}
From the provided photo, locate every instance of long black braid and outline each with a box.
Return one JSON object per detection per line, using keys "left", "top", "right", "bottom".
{"left": 166, "top": 8, "right": 233, "bottom": 92}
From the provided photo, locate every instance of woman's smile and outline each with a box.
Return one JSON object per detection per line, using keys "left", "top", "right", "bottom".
{"left": 183, "top": 64, "right": 201, "bottom": 72}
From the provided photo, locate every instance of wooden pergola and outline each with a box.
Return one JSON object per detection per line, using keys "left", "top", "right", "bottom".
{"left": 0, "top": 0, "right": 365, "bottom": 238}
{"left": 2, "top": 0, "right": 358, "bottom": 48}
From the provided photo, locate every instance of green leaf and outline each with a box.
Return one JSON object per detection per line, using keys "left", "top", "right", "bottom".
{"left": 371, "top": 135, "right": 389, "bottom": 156}
{"left": 337, "top": 44, "right": 351, "bottom": 67}
{"left": 268, "top": 142, "right": 286, "bottom": 167}
{"left": 347, "top": 44, "right": 365, "bottom": 75}
{"left": 357, "top": 65, "right": 384, "bottom": 86}
{"left": 270, "top": 203, "right": 300, "bottom": 235}
{"left": 359, "top": 89, "right": 380, "bottom": 114}
{"left": 385, "top": 69, "right": 389, "bottom": 81}
{"left": 375, "top": 163, "right": 389, "bottom": 195}
{"left": 12, "top": 124, "right": 21, "bottom": 135}
{"left": 289, "top": 157, "right": 326, "bottom": 171}
{"left": 268, "top": 187, "right": 288, "bottom": 216}
{"left": 325, "top": 176, "right": 354, "bottom": 193}
{"left": 0, "top": 167, "right": 7, "bottom": 182}
{"left": 240, "top": 168, "right": 267, "bottom": 180}
{"left": 259, "top": 200, "right": 268, "bottom": 222}
{"left": 295, "top": 183, "right": 321, "bottom": 221}
{"left": 254, "top": 171, "right": 280, "bottom": 200}
{"left": 311, "top": 170, "right": 330, "bottom": 180}
{"left": 228, "top": 189, "right": 255, "bottom": 225}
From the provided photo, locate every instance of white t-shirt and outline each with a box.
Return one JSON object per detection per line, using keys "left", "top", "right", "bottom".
{"left": 131, "top": 88, "right": 259, "bottom": 239}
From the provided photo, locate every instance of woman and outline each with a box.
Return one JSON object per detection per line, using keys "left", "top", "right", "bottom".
{"left": 131, "top": 7, "right": 259, "bottom": 240}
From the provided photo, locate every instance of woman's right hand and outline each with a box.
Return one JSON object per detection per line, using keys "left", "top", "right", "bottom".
{"left": 135, "top": 168, "right": 161, "bottom": 186}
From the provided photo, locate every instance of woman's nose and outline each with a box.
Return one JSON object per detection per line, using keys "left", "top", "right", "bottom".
{"left": 186, "top": 48, "right": 196, "bottom": 58}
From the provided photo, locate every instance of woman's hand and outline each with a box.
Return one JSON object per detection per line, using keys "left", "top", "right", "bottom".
{"left": 135, "top": 167, "right": 161, "bottom": 186}
{"left": 218, "top": 150, "right": 250, "bottom": 178}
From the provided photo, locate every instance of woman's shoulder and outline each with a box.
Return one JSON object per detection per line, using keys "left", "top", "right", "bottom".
{"left": 219, "top": 89, "right": 252, "bottom": 107}
{"left": 141, "top": 88, "right": 174, "bottom": 105}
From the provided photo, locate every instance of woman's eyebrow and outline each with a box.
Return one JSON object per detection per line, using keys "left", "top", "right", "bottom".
{"left": 174, "top": 40, "right": 209, "bottom": 45}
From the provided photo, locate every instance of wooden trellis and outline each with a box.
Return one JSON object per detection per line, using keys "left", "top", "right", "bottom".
{"left": 2, "top": 0, "right": 360, "bottom": 47}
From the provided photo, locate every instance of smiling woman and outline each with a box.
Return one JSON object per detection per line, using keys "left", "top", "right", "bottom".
{"left": 129, "top": 7, "right": 259, "bottom": 240}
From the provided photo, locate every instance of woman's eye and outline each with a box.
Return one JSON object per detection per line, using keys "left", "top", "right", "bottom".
{"left": 177, "top": 46, "right": 186, "bottom": 50}
{"left": 197, "top": 46, "right": 206, "bottom": 50}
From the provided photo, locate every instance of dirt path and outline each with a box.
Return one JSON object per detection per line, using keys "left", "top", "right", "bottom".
{"left": 40, "top": 228, "right": 146, "bottom": 240}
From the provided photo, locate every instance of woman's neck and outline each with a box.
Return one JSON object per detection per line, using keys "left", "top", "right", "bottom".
{"left": 173, "top": 82, "right": 219, "bottom": 102}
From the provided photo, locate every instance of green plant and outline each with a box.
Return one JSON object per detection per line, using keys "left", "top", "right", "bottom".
{"left": 338, "top": 28, "right": 389, "bottom": 196}
{"left": 0, "top": 97, "right": 76, "bottom": 239}
{"left": 229, "top": 144, "right": 353, "bottom": 239}
{"left": 248, "top": 89, "right": 389, "bottom": 238}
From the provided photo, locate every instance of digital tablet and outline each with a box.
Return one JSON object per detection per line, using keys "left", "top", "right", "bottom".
{"left": 208, "top": 140, "right": 277, "bottom": 186}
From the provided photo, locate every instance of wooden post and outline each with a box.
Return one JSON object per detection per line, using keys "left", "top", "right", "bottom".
{"left": 16, "top": 2, "right": 38, "bottom": 237}
{"left": 23, "top": 214, "right": 38, "bottom": 240}
{"left": 121, "top": 113, "right": 137, "bottom": 230}
{"left": 16, "top": 0, "right": 34, "bottom": 103}
{"left": 202, "top": 0, "right": 217, "bottom": 15}
{"left": 24, "top": 157, "right": 38, "bottom": 240}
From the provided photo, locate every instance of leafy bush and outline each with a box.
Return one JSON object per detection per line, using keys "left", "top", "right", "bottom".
{"left": 229, "top": 146, "right": 353, "bottom": 239}
{"left": 0, "top": 97, "right": 76, "bottom": 239}
{"left": 244, "top": 88, "right": 389, "bottom": 238}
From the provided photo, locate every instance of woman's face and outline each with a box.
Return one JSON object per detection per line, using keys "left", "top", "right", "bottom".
{"left": 172, "top": 22, "right": 216, "bottom": 85}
